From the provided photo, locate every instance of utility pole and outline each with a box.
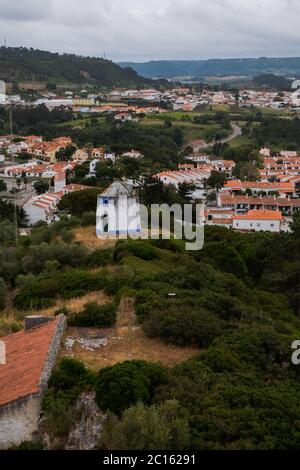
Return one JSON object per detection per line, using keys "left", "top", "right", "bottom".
{"left": 8, "top": 103, "right": 18, "bottom": 246}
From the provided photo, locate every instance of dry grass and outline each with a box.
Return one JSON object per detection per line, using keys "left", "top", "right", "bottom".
{"left": 0, "top": 291, "right": 110, "bottom": 338}
{"left": 62, "top": 297, "right": 199, "bottom": 370}
{"left": 73, "top": 226, "right": 116, "bottom": 250}
{"left": 0, "top": 314, "right": 23, "bottom": 337}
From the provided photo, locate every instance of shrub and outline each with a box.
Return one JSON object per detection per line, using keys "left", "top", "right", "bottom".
{"left": 0, "top": 277, "right": 7, "bottom": 310}
{"left": 60, "top": 229, "right": 74, "bottom": 244}
{"left": 143, "top": 306, "right": 226, "bottom": 347}
{"left": 41, "top": 396, "right": 80, "bottom": 438}
{"left": 95, "top": 360, "right": 168, "bottom": 415}
{"left": 88, "top": 248, "right": 113, "bottom": 268}
{"left": 81, "top": 211, "right": 96, "bottom": 227}
{"left": 114, "top": 241, "right": 158, "bottom": 262}
{"left": 22, "top": 242, "right": 88, "bottom": 275}
{"left": 13, "top": 269, "right": 107, "bottom": 310}
{"left": 104, "top": 266, "right": 135, "bottom": 296}
{"left": 100, "top": 400, "right": 190, "bottom": 450}
{"left": 54, "top": 305, "right": 71, "bottom": 317}
{"left": 149, "top": 238, "right": 184, "bottom": 253}
{"left": 48, "top": 358, "right": 96, "bottom": 392}
{"left": 9, "top": 440, "right": 44, "bottom": 450}
{"left": 42, "top": 358, "right": 97, "bottom": 438}
{"left": 68, "top": 302, "right": 117, "bottom": 328}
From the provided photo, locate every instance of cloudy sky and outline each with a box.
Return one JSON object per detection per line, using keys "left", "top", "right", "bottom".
{"left": 0, "top": 0, "right": 300, "bottom": 62}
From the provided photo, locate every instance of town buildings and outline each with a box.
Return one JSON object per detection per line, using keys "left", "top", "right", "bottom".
{"left": 24, "top": 183, "right": 94, "bottom": 225}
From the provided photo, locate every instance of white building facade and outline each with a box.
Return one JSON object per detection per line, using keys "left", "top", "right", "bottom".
{"left": 232, "top": 210, "right": 282, "bottom": 232}
{"left": 96, "top": 181, "right": 141, "bottom": 237}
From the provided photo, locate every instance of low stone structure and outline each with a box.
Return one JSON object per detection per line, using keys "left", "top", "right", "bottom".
{"left": 0, "top": 315, "right": 66, "bottom": 449}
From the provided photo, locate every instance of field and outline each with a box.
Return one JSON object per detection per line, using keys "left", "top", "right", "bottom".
{"left": 56, "top": 116, "right": 105, "bottom": 128}
{"left": 72, "top": 225, "right": 117, "bottom": 250}
{"left": 142, "top": 116, "right": 229, "bottom": 144}
{"left": 62, "top": 297, "right": 199, "bottom": 370}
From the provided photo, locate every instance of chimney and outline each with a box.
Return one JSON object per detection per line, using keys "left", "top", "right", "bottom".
{"left": 24, "top": 316, "right": 52, "bottom": 331}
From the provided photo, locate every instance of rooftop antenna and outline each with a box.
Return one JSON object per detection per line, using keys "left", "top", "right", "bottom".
{"left": 4, "top": 38, "right": 7, "bottom": 48}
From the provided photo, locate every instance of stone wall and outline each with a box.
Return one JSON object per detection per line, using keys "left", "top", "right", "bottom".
{"left": 40, "top": 314, "right": 66, "bottom": 392}
{"left": 0, "top": 394, "right": 41, "bottom": 449}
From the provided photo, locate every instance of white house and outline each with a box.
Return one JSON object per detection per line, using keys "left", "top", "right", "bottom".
{"left": 104, "top": 152, "right": 116, "bottom": 162}
{"left": 89, "top": 159, "right": 99, "bottom": 177}
{"left": 232, "top": 209, "right": 283, "bottom": 232}
{"left": 121, "top": 150, "right": 143, "bottom": 160}
{"left": 24, "top": 193, "right": 62, "bottom": 225}
{"left": 96, "top": 181, "right": 141, "bottom": 237}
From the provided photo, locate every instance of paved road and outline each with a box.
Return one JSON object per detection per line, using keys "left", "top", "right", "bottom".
{"left": 186, "top": 122, "right": 242, "bottom": 150}
{"left": 218, "top": 122, "right": 242, "bottom": 144}
{"left": 0, "top": 177, "right": 35, "bottom": 207}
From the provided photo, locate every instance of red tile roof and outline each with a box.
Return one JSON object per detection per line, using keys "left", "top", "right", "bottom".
{"left": 219, "top": 194, "right": 300, "bottom": 208}
{"left": 224, "top": 180, "right": 294, "bottom": 191}
{"left": 0, "top": 318, "right": 59, "bottom": 406}
{"left": 233, "top": 210, "right": 283, "bottom": 221}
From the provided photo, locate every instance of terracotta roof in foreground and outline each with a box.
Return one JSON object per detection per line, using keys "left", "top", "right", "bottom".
{"left": 0, "top": 318, "right": 59, "bottom": 406}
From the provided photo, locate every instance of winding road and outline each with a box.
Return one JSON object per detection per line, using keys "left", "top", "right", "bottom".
{"left": 218, "top": 122, "right": 242, "bottom": 145}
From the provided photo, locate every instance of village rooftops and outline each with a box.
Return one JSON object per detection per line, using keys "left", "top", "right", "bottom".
{"left": 232, "top": 209, "right": 283, "bottom": 221}
{"left": 0, "top": 316, "right": 65, "bottom": 407}
{"left": 223, "top": 180, "right": 295, "bottom": 193}
{"left": 219, "top": 193, "right": 300, "bottom": 208}
{"left": 101, "top": 181, "right": 136, "bottom": 198}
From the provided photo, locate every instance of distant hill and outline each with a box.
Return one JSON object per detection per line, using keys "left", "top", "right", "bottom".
{"left": 119, "top": 58, "right": 300, "bottom": 79}
{"left": 0, "top": 47, "right": 152, "bottom": 87}
{"left": 253, "top": 74, "right": 293, "bottom": 90}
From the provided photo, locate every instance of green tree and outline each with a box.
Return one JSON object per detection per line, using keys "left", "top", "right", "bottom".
{"left": 33, "top": 180, "right": 49, "bottom": 195}
{"left": 178, "top": 182, "right": 195, "bottom": 203}
{"left": 206, "top": 171, "right": 227, "bottom": 190}
{"left": 100, "top": 400, "right": 190, "bottom": 450}
{"left": 233, "top": 162, "right": 260, "bottom": 181}
{"left": 95, "top": 360, "right": 167, "bottom": 415}
{"left": 68, "top": 302, "right": 116, "bottom": 328}
{"left": 0, "top": 180, "right": 7, "bottom": 192}
{"left": 58, "top": 188, "right": 101, "bottom": 216}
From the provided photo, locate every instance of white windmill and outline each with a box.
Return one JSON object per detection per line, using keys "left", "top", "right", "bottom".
{"left": 96, "top": 180, "right": 142, "bottom": 238}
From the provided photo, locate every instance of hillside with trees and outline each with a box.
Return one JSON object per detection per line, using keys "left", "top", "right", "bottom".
{"left": 119, "top": 57, "right": 300, "bottom": 79}
{"left": 0, "top": 47, "right": 152, "bottom": 87}
{"left": 0, "top": 199, "right": 300, "bottom": 449}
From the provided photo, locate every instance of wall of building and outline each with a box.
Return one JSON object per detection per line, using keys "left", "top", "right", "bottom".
{"left": 233, "top": 219, "right": 281, "bottom": 232}
{"left": 0, "top": 394, "right": 41, "bottom": 449}
{"left": 0, "top": 316, "right": 66, "bottom": 449}
{"left": 24, "top": 205, "right": 48, "bottom": 225}
{"left": 96, "top": 196, "right": 141, "bottom": 236}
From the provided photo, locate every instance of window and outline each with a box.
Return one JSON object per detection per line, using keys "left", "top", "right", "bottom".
{"left": 257, "top": 223, "right": 261, "bottom": 227}
{"left": 270, "top": 223, "right": 274, "bottom": 227}
{"left": 102, "top": 198, "right": 109, "bottom": 206}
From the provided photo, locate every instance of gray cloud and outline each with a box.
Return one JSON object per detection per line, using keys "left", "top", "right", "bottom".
{"left": 0, "top": 0, "right": 299, "bottom": 61}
